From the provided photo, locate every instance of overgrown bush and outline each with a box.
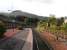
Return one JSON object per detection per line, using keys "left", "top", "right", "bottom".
{"left": 36, "top": 20, "right": 48, "bottom": 33}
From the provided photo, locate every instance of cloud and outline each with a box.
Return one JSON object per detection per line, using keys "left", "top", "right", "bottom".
{"left": 12, "top": 0, "right": 67, "bottom": 17}
{"left": 44, "top": 0, "right": 53, "bottom": 4}
{"left": 32, "top": 0, "right": 53, "bottom": 4}
{"left": 0, "top": 0, "right": 67, "bottom": 17}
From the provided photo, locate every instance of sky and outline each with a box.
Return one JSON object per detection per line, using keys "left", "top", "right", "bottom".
{"left": 0, "top": 0, "right": 67, "bottom": 18}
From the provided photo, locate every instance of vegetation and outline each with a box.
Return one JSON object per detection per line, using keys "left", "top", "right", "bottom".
{"left": 36, "top": 15, "right": 67, "bottom": 40}
{"left": 36, "top": 19, "right": 48, "bottom": 33}
{"left": 26, "top": 18, "right": 39, "bottom": 27}
{"left": 0, "top": 21, "right": 6, "bottom": 37}
{"left": 0, "top": 12, "right": 67, "bottom": 40}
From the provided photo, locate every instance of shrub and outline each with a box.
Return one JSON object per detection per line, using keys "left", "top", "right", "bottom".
{"left": 36, "top": 20, "right": 48, "bottom": 33}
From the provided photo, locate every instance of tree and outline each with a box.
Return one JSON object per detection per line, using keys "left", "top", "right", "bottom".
{"left": 48, "top": 15, "right": 57, "bottom": 27}
{"left": 26, "top": 18, "right": 39, "bottom": 27}
{"left": 16, "top": 16, "right": 26, "bottom": 22}
{"left": 63, "top": 23, "right": 67, "bottom": 32}
{"left": 0, "top": 21, "right": 6, "bottom": 37}
{"left": 9, "top": 15, "right": 16, "bottom": 20}
{"left": 60, "top": 17, "right": 64, "bottom": 24}
{"left": 57, "top": 17, "right": 64, "bottom": 26}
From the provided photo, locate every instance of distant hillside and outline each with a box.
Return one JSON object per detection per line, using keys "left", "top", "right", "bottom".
{"left": 10, "top": 10, "right": 45, "bottom": 20}
{"left": 0, "top": 10, "right": 49, "bottom": 21}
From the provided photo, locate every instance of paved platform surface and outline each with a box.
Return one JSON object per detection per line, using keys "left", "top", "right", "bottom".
{"left": 0, "top": 28, "right": 33, "bottom": 50}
